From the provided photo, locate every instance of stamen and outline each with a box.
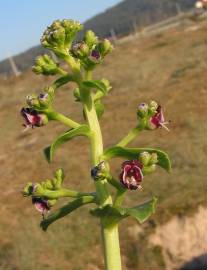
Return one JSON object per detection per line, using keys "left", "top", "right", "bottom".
{"left": 160, "top": 122, "right": 170, "bottom": 132}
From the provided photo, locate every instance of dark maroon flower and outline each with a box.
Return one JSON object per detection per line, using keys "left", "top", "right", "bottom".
{"left": 21, "top": 108, "right": 47, "bottom": 129}
{"left": 120, "top": 160, "right": 143, "bottom": 190}
{"left": 91, "top": 50, "right": 101, "bottom": 60}
{"left": 89, "top": 50, "right": 101, "bottom": 63}
{"left": 149, "top": 105, "right": 169, "bottom": 131}
{"left": 32, "top": 197, "right": 50, "bottom": 214}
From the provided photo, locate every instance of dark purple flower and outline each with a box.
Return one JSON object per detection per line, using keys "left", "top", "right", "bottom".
{"left": 91, "top": 50, "right": 101, "bottom": 60}
{"left": 32, "top": 197, "right": 50, "bottom": 214}
{"left": 89, "top": 50, "right": 101, "bottom": 63}
{"left": 149, "top": 105, "right": 169, "bottom": 131}
{"left": 120, "top": 160, "right": 143, "bottom": 190}
{"left": 21, "top": 108, "right": 47, "bottom": 129}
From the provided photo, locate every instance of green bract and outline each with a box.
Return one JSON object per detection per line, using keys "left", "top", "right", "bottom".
{"left": 22, "top": 18, "right": 172, "bottom": 270}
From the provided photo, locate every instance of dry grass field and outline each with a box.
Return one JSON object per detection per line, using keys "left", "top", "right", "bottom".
{"left": 0, "top": 19, "right": 207, "bottom": 270}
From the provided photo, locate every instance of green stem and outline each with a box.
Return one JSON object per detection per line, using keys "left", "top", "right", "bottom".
{"left": 80, "top": 71, "right": 122, "bottom": 270}
{"left": 117, "top": 126, "right": 143, "bottom": 147}
{"left": 46, "top": 111, "right": 80, "bottom": 129}
{"left": 34, "top": 188, "right": 96, "bottom": 200}
{"left": 114, "top": 189, "right": 127, "bottom": 207}
{"left": 102, "top": 225, "right": 122, "bottom": 270}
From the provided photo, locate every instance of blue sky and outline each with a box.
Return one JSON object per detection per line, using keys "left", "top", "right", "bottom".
{"left": 0, "top": 0, "right": 121, "bottom": 61}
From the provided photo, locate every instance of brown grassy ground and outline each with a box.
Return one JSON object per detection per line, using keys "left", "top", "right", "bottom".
{"left": 0, "top": 19, "right": 207, "bottom": 270}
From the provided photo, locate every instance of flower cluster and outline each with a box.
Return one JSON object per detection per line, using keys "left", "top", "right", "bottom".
{"left": 21, "top": 89, "right": 54, "bottom": 130}
{"left": 23, "top": 169, "right": 64, "bottom": 215}
{"left": 41, "top": 19, "right": 83, "bottom": 56}
{"left": 137, "top": 101, "right": 170, "bottom": 131}
{"left": 71, "top": 30, "right": 113, "bottom": 70}
{"left": 32, "top": 54, "right": 59, "bottom": 76}
{"left": 119, "top": 152, "right": 158, "bottom": 190}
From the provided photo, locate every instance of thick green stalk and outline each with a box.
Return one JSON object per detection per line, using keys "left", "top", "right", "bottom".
{"left": 80, "top": 72, "right": 122, "bottom": 270}
{"left": 102, "top": 225, "right": 122, "bottom": 270}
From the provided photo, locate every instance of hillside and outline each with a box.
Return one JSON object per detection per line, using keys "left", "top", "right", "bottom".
{"left": 0, "top": 0, "right": 196, "bottom": 75}
{"left": 0, "top": 18, "right": 207, "bottom": 270}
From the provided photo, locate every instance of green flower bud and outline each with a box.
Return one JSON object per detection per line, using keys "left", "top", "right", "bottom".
{"left": 62, "top": 19, "right": 83, "bottom": 47}
{"left": 149, "top": 153, "right": 158, "bottom": 165}
{"left": 137, "top": 103, "right": 149, "bottom": 118}
{"left": 26, "top": 94, "right": 40, "bottom": 108}
{"left": 33, "top": 55, "right": 59, "bottom": 76}
{"left": 72, "top": 42, "right": 90, "bottom": 59}
{"left": 73, "top": 88, "right": 81, "bottom": 101}
{"left": 44, "top": 86, "right": 55, "bottom": 97}
{"left": 142, "top": 164, "right": 156, "bottom": 175}
{"left": 84, "top": 30, "right": 98, "bottom": 48}
{"left": 38, "top": 93, "right": 52, "bottom": 108}
{"left": 139, "top": 151, "right": 151, "bottom": 166}
{"left": 47, "top": 199, "right": 58, "bottom": 207}
{"left": 148, "top": 100, "right": 158, "bottom": 115}
{"left": 44, "top": 179, "right": 54, "bottom": 190}
{"left": 22, "top": 182, "right": 33, "bottom": 196}
{"left": 52, "top": 168, "right": 64, "bottom": 189}
{"left": 33, "top": 183, "right": 44, "bottom": 196}
{"left": 98, "top": 39, "right": 113, "bottom": 56}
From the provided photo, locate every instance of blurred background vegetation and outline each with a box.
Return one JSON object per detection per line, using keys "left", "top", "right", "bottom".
{"left": 0, "top": 1, "right": 207, "bottom": 269}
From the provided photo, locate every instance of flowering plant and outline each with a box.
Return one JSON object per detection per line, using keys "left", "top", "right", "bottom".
{"left": 22, "top": 19, "right": 171, "bottom": 270}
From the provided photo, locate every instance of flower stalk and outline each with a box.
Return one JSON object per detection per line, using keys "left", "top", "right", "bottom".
{"left": 21, "top": 19, "right": 171, "bottom": 270}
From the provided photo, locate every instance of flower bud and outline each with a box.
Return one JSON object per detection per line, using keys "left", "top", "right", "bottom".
{"left": 91, "top": 161, "right": 106, "bottom": 181}
{"left": 44, "top": 86, "right": 55, "bottom": 97}
{"left": 84, "top": 30, "right": 98, "bottom": 49}
{"left": 22, "top": 182, "right": 34, "bottom": 196}
{"left": 73, "top": 88, "right": 81, "bottom": 101}
{"left": 142, "top": 164, "right": 156, "bottom": 175}
{"left": 62, "top": 19, "right": 83, "bottom": 47}
{"left": 149, "top": 153, "right": 158, "bottom": 165}
{"left": 72, "top": 42, "right": 89, "bottom": 59}
{"left": 52, "top": 168, "right": 64, "bottom": 189}
{"left": 137, "top": 103, "right": 149, "bottom": 118}
{"left": 98, "top": 39, "right": 113, "bottom": 56}
{"left": 26, "top": 94, "right": 40, "bottom": 108}
{"left": 148, "top": 100, "right": 158, "bottom": 115}
{"left": 139, "top": 152, "right": 151, "bottom": 166}
{"left": 47, "top": 199, "right": 57, "bottom": 207}
{"left": 120, "top": 160, "right": 143, "bottom": 190}
{"left": 38, "top": 93, "right": 52, "bottom": 108}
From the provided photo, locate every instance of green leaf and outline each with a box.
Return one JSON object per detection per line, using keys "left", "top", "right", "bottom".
{"left": 102, "top": 146, "right": 171, "bottom": 172}
{"left": 41, "top": 196, "right": 95, "bottom": 231}
{"left": 90, "top": 197, "right": 157, "bottom": 227}
{"left": 124, "top": 196, "right": 157, "bottom": 223}
{"left": 82, "top": 80, "right": 108, "bottom": 95}
{"left": 95, "top": 100, "right": 105, "bottom": 119}
{"left": 53, "top": 75, "right": 74, "bottom": 89}
{"left": 44, "top": 125, "right": 91, "bottom": 163}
